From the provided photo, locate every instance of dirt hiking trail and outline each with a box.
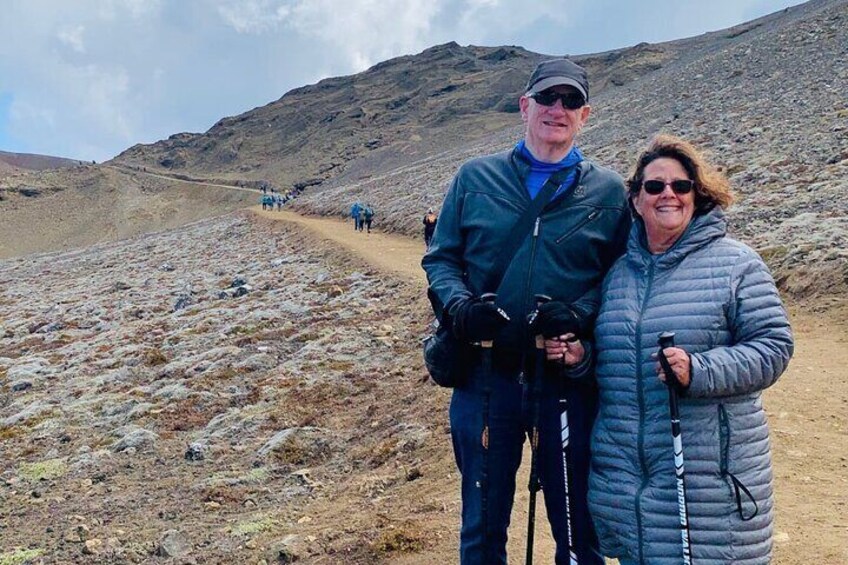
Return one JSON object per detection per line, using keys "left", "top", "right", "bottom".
{"left": 254, "top": 206, "right": 848, "bottom": 565}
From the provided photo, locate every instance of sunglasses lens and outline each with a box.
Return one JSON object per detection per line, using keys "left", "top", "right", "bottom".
{"left": 642, "top": 180, "right": 665, "bottom": 194}
{"left": 561, "top": 94, "right": 585, "bottom": 110}
{"left": 671, "top": 180, "right": 694, "bottom": 194}
{"left": 532, "top": 92, "right": 557, "bottom": 106}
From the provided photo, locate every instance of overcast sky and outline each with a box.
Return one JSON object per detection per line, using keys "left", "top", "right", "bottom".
{"left": 0, "top": 0, "right": 805, "bottom": 162}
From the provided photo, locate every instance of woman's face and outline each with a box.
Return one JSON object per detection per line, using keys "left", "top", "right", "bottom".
{"left": 632, "top": 157, "right": 695, "bottom": 252}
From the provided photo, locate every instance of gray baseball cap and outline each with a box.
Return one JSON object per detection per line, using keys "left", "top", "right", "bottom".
{"left": 526, "top": 58, "right": 589, "bottom": 101}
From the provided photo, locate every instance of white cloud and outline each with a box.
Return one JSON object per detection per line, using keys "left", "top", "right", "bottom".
{"left": 0, "top": 0, "right": 807, "bottom": 161}
{"left": 285, "top": 0, "right": 446, "bottom": 70}
{"left": 217, "top": 0, "right": 292, "bottom": 34}
{"left": 99, "top": 0, "right": 164, "bottom": 21}
{"left": 57, "top": 25, "right": 86, "bottom": 53}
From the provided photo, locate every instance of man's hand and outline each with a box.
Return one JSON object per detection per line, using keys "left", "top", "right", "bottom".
{"left": 453, "top": 298, "right": 511, "bottom": 343}
{"left": 544, "top": 335, "right": 586, "bottom": 366}
{"left": 532, "top": 301, "right": 581, "bottom": 339}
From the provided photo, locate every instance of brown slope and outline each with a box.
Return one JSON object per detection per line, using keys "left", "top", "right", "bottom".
{"left": 0, "top": 149, "right": 85, "bottom": 172}
{"left": 0, "top": 166, "right": 254, "bottom": 259}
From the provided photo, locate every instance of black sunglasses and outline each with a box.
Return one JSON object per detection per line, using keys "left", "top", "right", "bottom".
{"left": 529, "top": 90, "right": 585, "bottom": 110}
{"left": 642, "top": 179, "right": 695, "bottom": 195}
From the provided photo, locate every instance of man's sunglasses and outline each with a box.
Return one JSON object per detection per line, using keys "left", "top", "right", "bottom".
{"left": 529, "top": 90, "right": 585, "bottom": 110}
{"left": 642, "top": 179, "right": 695, "bottom": 195}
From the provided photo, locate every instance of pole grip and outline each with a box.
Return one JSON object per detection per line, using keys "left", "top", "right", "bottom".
{"left": 480, "top": 293, "right": 497, "bottom": 349}
{"left": 532, "top": 294, "right": 551, "bottom": 349}
{"left": 657, "top": 332, "right": 683, "bottom": 392}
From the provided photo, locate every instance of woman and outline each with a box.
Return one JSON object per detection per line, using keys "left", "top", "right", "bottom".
{"left": 546, "top": 135, "right": 793, "bottom": 564}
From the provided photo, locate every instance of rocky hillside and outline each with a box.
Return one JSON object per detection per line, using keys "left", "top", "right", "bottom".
{"left": 8, "top": 1, "right": 844, "bottom": 297}
{"left": 0, "top": 213, "right": 447, "bottom": 563}
{"left": 292, "top": 0, "right": 848, "bottom": 299}
{"left": 109, "top": 3, "right": 811, "bottom": 192}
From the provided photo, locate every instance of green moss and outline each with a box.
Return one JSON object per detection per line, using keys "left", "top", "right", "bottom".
{"left": 231, "top": 516, "right": 277, "bottom": 535}
{"left": 0, "top": 548, "right": 45, "bottom": 565}
{"left": 0, "top": 426, "right": 21, "bottom": 440}
{"left": 243, "top": 467, "right": 269, "bottom": 484}
{"left": 203, "top": 466, "right": 269, "bottom": 488}
{"left": 758, "top": 245, "right": 789, "bottom": 267}
{"left": 371, "top": 526, "right": 424, "bottom": 555}
{"left": 18, "top": 458, "right": 68, "bottom": 481}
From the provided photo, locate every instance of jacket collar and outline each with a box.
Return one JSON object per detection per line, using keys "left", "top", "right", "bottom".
{"left": 509, "top": 146, "right": 587, "bottom": 204}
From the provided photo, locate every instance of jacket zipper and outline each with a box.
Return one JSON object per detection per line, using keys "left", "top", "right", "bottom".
{"left": 554, "top": 209, "right": 599, "bottom": 244}
{"left": 634, "top": 260, "right": 656, "bottom": 564}
{"left": 518, "top": 217, "right": 543, "bottom": 381}
{"left": 523, "top": 217, "right": 543, "bottom": 304}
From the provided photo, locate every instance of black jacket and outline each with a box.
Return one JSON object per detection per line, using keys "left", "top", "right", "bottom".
{"left": 422, "top": 146, "right": 631, "bottom": 355}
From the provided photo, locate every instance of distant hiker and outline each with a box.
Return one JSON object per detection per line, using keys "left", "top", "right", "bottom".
{"left": 423, "top": 208, "right": 438, "bottom": 250}
{"left": 581, "top": 134, "right": 794, "bottom": 565}
{"left": 350, "top": 202, "right": 362, "bottom": 230}
{"left": 357, "top": 206, "right": 366, "bottom": 232}
{"left": 276, "top": 194, "right": 283, "bottom": 211}
{"left": 363, "top": 204, "right": 374, "bottom": 233}
{"left": 422, "top": 58, "right": 631, "bottom": 564}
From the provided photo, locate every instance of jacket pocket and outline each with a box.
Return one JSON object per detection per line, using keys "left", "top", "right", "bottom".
{"left": 718, "top": 403, "right": 760, "bottom": 521}
{"left": 555, "top": 209, "right": 600, "bottom": 244}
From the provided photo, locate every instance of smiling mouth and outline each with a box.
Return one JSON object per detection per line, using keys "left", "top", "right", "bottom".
{"left": 543, "top": 121, "right": 567, "bottom": 128}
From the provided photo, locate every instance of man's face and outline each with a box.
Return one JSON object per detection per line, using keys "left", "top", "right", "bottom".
{"left": 519, "top": 86, "right": 591, "bottom": 157}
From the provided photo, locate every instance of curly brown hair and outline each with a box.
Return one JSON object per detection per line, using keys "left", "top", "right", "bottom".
{"left": 626, "top": 134, "right": 735, "bottom": 212}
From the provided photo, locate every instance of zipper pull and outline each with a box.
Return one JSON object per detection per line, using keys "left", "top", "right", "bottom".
{"left": 533, "top": 217, "right": 540, "bottom": 237}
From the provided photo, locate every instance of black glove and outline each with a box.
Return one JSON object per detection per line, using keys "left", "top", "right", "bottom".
{"left": 452, "top": 298, "right": 511, "bottom": 343}
{"left": 532, "top": 301, "right": 582, "bottom": 339}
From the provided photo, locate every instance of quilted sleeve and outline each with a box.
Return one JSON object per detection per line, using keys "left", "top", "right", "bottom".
{"left": 687, "top": 251, "right": 794, "bottom": 398}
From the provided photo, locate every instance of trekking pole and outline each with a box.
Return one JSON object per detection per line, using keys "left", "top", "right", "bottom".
{"left": 479, "top": 292, "right": 498, "bottom": 561}
{"left": 559, "top": 331, "right": 579, "bottom": 565}
{"left": 657, "top": 332, "right": 693, "bottom": 565}
{"left": 525, "top": 294, "right": 551, "bottom": 565}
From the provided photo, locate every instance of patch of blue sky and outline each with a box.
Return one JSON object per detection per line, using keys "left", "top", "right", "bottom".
{"left": 0, "top": 92, "right": 13, "bottom": 150}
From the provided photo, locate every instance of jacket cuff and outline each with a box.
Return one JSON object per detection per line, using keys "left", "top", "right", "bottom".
{"left": 563, "top": 341, "right": 594, "bottom": 380}
{"left": 684, "top": 354, "right": 705, "bottom": 397}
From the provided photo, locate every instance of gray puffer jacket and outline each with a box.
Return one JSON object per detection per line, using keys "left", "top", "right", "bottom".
{"left": 588, "top": 208, "right": 793, "bottom": 564}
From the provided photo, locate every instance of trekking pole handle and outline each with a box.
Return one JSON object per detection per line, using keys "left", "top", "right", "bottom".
{"left": 480, "top": 293, "right": 498, "bottom": 349}
{"left": 658, "top": 332, "right": 684, "bottom": 393}
{"left": 532, "top": 294, "right": 551, "bottom": 349}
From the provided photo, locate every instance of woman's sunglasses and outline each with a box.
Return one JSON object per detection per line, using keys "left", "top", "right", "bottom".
{"left": 528, "top": 90, "right": 585, "bottom": 110}
{"left": 642, "top": 179, "right": 694, "bottom": 195}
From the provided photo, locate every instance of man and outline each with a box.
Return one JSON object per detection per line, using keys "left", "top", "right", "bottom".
{"left": 350, "top": 201, "right": 362, "bottom": 230}
{"left": 364, "top": 204, "right": 374, "bottom": 233}
{"left": 423, "top": 207, "right": 438, "bottom": 250}
{"left": 422, "top": 59, "right": 631, "bottom": 564}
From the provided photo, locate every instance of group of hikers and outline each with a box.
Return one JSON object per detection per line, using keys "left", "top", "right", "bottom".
{"left": 260, "top": 185, "right": 297, "bottom": 211}
{"left": 422, "top": 58, "right": 793, "bottom": 565}
{"left": 349, "top": 201, "right": 376, "bottom": 233}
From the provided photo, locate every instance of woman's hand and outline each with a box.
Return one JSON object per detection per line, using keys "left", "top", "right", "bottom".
{"left": 544, "top": 334, "right": 585, "bottom": 367}
{"left": 654, "top": 346, "right": 691, "bottom": 387}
